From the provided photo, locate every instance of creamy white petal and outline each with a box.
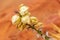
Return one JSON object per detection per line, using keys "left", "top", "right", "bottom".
{"left": 19, "top": 5, "right": 29, "bottom": 16}
{"left": 12, "top": 14, "right": 20, "bottom": 24}
{"left": 21, "top": 15, "right": 30, "bottom": 24}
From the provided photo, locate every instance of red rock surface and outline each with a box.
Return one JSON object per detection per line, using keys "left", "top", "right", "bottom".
{"left": 0, "top": 0, "right": 60, "bottom": 40}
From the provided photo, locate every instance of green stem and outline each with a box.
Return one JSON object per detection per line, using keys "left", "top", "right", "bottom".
{"left": 15, "top": 11, "right": 22, "bottom": 17}
{"left": 26, "top": 24, "right": 49, "bottom": 40}
{"left": 26, "top": 24, "right": 42, "bottom": 36}
{"left": 45, "top": 35, "right": 49, "bottom": 40}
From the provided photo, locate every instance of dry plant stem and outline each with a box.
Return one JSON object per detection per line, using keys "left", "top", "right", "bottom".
{"left": 48, "top": 23, "right": 60, "bottom": 40}
{"left": 50, "top": 23, "right": 60, "bottom": 33}
{"left": 48, "top": 31, "right": 60, "bottom": 40}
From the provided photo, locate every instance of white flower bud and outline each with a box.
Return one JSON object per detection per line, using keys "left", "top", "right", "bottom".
{"left": 12, "top": 14, "right": 21, "bottom": 25}
{"left": 21, "top": 15, "right": 30, "bottom": 24}
{"left": 19, "top": 4, "right": 29, "bottom": 16}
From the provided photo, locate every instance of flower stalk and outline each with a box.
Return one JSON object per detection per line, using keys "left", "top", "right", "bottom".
{"left": 12, "top": 4, "right": 49, "bottom": 40}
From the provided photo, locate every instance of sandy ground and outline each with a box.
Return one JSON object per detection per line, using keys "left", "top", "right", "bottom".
{"left": 0, "top": 0, "right": 60, "bottom": 40}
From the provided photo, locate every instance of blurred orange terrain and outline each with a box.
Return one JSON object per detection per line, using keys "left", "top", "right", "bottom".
{"left": 0, "top": 0, "right": 60, "bottom": 40}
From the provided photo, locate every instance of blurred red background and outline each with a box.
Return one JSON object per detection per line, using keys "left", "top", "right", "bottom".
{"left": 0, "top": 0, "right": 60, "bottom": 40}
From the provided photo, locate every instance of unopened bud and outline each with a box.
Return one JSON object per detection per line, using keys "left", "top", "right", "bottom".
{"left": 30, "top": 16, "right": 38, "bottom": 24}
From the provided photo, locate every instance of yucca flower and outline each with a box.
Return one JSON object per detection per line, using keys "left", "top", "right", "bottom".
{"left": 12, "top": 14, "right": 21, "bottom": 25}
{"left": 19, "top": 4, "right": 29, "bottom": 16}
{"left": 21, "top": 15, "right": 30, "bottom": 24}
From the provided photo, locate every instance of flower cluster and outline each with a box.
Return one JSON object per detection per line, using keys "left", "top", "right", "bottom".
{"left": 11, "top": 4, "right": 49, "bottom": 40}
{"left": 12, "top": 4, "right": 42, "bottom": 31}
